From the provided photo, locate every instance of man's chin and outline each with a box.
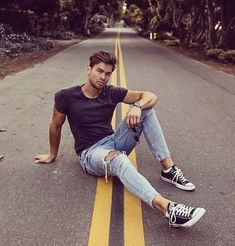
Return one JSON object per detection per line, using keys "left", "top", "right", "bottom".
{"left": 96, "top": 82, "right": 106, "bottom": 89}
{"left": 89, "top": 80, "right": 107, "bottom": 90}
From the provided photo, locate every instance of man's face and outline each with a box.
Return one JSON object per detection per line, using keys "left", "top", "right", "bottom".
{"left": 87, "top": 62, "right": 113, "bottom": 90}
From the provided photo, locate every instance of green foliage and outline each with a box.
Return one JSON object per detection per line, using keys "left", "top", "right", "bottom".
{"left": 0, "top": 0, "right": 123, "bottom": 37}
{"left": 123, "top": 4, "right": 144, "bottom": 29}
{"left": 219, "top": 50, "right": 235, "bottom": 63}
{"left": 206, "top": 49, "right": 224, "bottom": 59}
{"left": 0, "top": 0, "right": 17, "bottom": 9}
{"left": 162, "top": 39, "right": 180, "bottom": 46}
{"left": 124, "top": 0, "right": 235, "bottom": 50}
{"left": 206, "top": 49, "right": 235, "bottom": 63}
{"left": 125, "top": 0, "right": 149, "bottom": 9}
{"left": 16, "top": 0, "right": 60, "bottom": 16}
{"left": 224, "top": 50, "right": 235, "bottom": 63}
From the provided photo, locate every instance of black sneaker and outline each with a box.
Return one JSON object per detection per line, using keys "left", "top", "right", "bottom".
{"left": 160, "top": 165, "right": 195, "bottom": 191}
{"left": 166, "top": 202, "right": 206, "bottom": 228}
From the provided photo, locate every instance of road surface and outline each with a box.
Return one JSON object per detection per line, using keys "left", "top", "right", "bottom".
{"left": 0, "top": 26, "right": 234, "bottom": 246}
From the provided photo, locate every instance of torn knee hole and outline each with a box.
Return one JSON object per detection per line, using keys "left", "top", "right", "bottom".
{"left": 103, "top": 151, "right": 123, "bottom": 183}
{"left": 104, "top": 151, "right": 121, "bottom": 162}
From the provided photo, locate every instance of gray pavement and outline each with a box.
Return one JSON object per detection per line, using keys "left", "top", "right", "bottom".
{"left": 0, "top": 26, "right": 235, "bottom": 245}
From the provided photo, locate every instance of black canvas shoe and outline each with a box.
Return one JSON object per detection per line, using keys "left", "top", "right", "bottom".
{"left": 160, "top": 165, "right": 195, "bottom": 191}
{"left": 166, "top": 202, "right": 206, "bottom": 228}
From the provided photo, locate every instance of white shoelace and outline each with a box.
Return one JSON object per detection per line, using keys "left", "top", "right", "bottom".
{"left": 172, "top": 168, "right": 188, "bottom": 183}
{"left": 169, "top": 203, "right": 194, "bottom": 226}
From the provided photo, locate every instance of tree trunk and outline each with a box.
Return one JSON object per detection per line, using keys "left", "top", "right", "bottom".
{"left": 207, "top": 0, "right": 215, "bottom": 48}
{"left": 219, "top": 0, "right": 235, "bottom": 49}
{"left": 170, "top": 0, "right": 184, "bottom": 42}
{"left": 186, "top": 1, "right": 206, "bottom": 46}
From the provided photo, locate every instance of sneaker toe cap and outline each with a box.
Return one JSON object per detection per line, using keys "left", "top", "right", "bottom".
{"left": 185, "top": 182, "right": 195, "bottom": 190}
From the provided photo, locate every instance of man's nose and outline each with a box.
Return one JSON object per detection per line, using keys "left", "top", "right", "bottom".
{"left": 100, "top": 73, "right": 106, "bottom": 80}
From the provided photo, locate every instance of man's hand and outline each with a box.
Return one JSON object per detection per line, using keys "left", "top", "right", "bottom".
{"left": 126, "top": 106, "right": 141, "bottom": 129}
{"left": 34, "top": 154, "right": 55, "bottom": 164}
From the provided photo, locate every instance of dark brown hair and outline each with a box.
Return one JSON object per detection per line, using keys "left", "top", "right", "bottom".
{"left": 89, "top": 51, "right": 116, "bottom": 71}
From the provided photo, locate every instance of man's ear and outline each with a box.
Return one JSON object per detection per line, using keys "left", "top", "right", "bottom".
{"left": 87, "top": 65, "right": 91, "bottom": 74}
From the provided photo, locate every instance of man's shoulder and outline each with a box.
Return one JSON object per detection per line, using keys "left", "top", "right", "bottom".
{"left": 55, "top": 85, "right": 81, "bottom": 97}
{"left": 58, "top": 85, "right": 81, "bottom": 93}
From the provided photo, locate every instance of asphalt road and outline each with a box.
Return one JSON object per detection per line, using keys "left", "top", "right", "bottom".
{"left": 0, "top": 26, "right": 235, "bottom": 246}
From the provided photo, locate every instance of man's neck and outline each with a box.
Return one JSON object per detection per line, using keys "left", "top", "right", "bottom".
{"left": 81, "top": 82, "right": 102, "bottom": 99}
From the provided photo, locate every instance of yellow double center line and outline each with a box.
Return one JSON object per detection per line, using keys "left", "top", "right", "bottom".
{"left": 87, "top": 33, "right": 145, "bottom": 246}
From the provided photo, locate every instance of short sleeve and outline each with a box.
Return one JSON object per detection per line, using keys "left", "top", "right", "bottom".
{"left": 54, "top": 90, "right": 67, "bottom": 114}
{"left": 110, "top": 86, "right": 128, "bottom": 104}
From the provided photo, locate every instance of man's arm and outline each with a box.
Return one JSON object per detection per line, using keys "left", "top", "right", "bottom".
{"left": 123, "top": 90, "right": 158, "bottom": 109}
{"left": 35, "top": 107, "right": 66, "bottom": 164}
{"left": 123, "top": 90, "right": 158, "bottom": 128}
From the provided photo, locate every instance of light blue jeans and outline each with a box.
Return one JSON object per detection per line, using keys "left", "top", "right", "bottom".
{"left": 79, "top": 108, "right": 171, "bottom": 207}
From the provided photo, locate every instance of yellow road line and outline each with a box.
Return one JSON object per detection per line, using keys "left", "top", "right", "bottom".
{"left": 117, "top": 34, "right": 145, "bottom": 246}
{"left": 87, "top": 34, "right": 119, "bottom": 246}
{"left": 88, "top": 33, "right": 145, "bottom": 246}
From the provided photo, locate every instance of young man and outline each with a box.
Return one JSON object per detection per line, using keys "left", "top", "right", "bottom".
{"left": 35, "top": 51, "right": 206, "bottom": 228}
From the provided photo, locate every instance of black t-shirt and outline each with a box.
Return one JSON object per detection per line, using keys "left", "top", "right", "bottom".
{"left": 54, "top": 84, "right": 128, "bottom": 154}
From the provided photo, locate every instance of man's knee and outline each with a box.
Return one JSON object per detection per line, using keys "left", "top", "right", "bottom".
{"left": 104, "top": 150, "right": 121, "bottom": 162}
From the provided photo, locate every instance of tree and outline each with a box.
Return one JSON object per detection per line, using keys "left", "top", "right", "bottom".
{"left": 217, "top": 0, "right": 235, "bottom": 49}
{"left": 17, "top": 0, "right": 60, "bottom": 17}
{"left": 124, "top": 0, "right": 235, "bottom": 49}
{"left": 0, "top": 0, "right": 16, "bottom": 9}
{"left": 207, "top": 0, "right": 216, "bottom": 48}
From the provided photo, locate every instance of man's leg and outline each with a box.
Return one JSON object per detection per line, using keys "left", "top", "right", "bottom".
{"left": 104, "top": 150, "right": 206, "bottom": 228}
{"left": 80, "top": 145, "right": 162, "bottom": 207}
{"left": 80, "top": 140, "right": 205, "bottom": 228}
{"left": 113, "top": 108, "right": 195, "bottom": 191}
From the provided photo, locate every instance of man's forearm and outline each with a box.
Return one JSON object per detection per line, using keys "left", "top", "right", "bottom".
{"left": 137, "top": 92, "right": 158, "bottom": 109}
{"left": 49, "top": 122, "right": 62, "bottom": 160}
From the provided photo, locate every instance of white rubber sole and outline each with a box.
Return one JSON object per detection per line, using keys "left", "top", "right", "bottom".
{"left": 171, "top": 208, "right": 206, "bottom": 228}
{"left": 160, "top": 176, "right": 196, "bottom": 191}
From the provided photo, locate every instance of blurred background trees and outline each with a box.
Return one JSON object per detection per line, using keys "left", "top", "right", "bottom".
{"left": 0, "top": 0, "right": 234, "bottom": 62}
{"left": 124, "top": 0, "right": 235, "bottom": 50}
{"left": 0, "top": 0, "right": 124, "bottom": 38}
{"left": 123, "top": 0, "right": 235, "bottom": 62}
{"left": 0, "top": 0, "right": 233, "bottom": 49}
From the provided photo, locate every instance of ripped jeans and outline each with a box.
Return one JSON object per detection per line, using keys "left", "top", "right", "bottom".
{"left": 79, "top": 108, "right": 171, "bottom": 207}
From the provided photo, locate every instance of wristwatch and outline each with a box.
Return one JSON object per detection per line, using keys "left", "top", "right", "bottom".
{"left": 133, "top": 101, "right": 142, "bottom": 109}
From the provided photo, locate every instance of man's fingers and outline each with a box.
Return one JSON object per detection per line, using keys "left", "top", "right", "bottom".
{"left": 129, "top": 116, "right": 134, "bottom": 127}
{"left": 126, "top": 116, "right": 131, "bottom": 128}
{"left": 34, "top": 155, "right": 46, "bottom": 163}
{"left": 126, "top": 115, "right": 138, "bottom": 128}
{"left": 134, "top": 115, "right": 139, "bottom": 125}
{"left": 35, "top": 157, "right": 45, "bottom": 163}
{"left": 34, "top": 154, "right": 43, "bottom": 160}
{"left": 126, "top": 110, "right": 141, "bottom": 128}
{"left": 130, "top": 115, "right": 139, "bottom": 128}
{"left": 136, "top": 116, "right": 140, "bottom": 124}
{"left": 35, "top": 159, "right": 49, "bottom": 164}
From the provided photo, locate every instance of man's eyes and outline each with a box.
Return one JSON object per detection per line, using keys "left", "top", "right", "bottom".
{"left": 97, "top": 69, "right": 111, "bottom": 76}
